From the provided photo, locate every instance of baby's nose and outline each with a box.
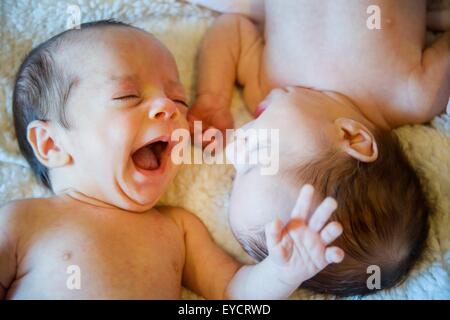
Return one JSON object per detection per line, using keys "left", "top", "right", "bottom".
{"left": 148, "top": 98, "right": 178, "bottom": 121}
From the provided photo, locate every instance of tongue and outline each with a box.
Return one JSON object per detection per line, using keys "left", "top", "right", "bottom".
{"left": 132, "top": 146, "right": 159, "bottom": 170}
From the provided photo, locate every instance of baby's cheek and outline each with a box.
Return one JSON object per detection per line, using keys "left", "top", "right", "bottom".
{"left": 105, "top": 116, "right": 136, "bottom": 141}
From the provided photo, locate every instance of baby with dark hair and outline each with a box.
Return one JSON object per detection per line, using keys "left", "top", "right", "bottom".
{"left": 1, "top": 20, "right": 345, "bottom": 299}
{"left": 189, "top": 0, "right": 449, "bottom": 296}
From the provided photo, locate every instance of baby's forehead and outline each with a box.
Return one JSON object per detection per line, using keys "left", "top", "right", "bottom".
{"left": 55, "top": 26, "right": 175, "bottom": 81}
{"left": 59, "top": 25, "right": 161, "bottom": 51}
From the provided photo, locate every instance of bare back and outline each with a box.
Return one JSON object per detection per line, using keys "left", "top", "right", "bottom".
{"left": 263, "top": 0, "right": 426, "bottom": 93}
{"left": 257, "top": 0, "right": 440, "bottom": 127}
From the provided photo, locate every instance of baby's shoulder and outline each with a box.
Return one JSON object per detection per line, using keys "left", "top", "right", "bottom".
{"left": 0, "top": 198, "right": 33, "bottom": 220}
{"left": 0, "top": 197, "right": 56, "bottom": 227}
{"left": 0, "top": 198, "right": 35, "bottom": 238}
{"left": 1, "top": 197, "right": 50, "bottom": 213}
{"left": 156, "top": 206, "right": 206, "bottom": 235}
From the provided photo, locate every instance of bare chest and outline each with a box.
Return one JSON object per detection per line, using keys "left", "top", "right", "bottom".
{"left": 7, "top": 211, "right": 185, "bottom": 299}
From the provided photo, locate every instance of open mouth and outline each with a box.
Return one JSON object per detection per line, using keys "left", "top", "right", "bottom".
{"left": 132, "top": 139, "right": 169, "bottom": 171}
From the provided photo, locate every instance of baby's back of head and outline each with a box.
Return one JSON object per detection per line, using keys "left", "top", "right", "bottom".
{"left": 237, "top": 129, "right": 430, "bottom": 297}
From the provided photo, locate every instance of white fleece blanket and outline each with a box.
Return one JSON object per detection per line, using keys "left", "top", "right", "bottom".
{"left": 0, "top": 0, "right": 449, "bottom": 300}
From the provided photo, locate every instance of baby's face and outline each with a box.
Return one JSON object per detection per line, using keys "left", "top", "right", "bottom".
{"left": 56, "top": 27, "right": 188, "bottom": 211}
{"left": 229, "top": 87, "right": 365, "bottom": 235}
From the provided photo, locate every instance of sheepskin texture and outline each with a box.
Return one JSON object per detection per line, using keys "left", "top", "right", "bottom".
{"left": 0, "top": 0, "right": 449, "bottom": 299}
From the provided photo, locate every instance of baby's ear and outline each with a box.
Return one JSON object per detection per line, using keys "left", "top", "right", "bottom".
{"left": 26, "top": 120, "right": 71, "bottom": 168}
{"left": 335, "top": 118, "right": 378, "bottom": 163}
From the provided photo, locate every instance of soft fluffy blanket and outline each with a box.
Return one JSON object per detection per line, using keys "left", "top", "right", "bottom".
{"left": 0, "top": 0, "right": 449, "bottom": 299}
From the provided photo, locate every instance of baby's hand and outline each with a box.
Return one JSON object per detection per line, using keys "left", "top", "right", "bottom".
{"left": 188, "top": 94, "right": 234, "bottom": 147}
{"left": 265, "top": 185, "right": 344, "bottom": 286}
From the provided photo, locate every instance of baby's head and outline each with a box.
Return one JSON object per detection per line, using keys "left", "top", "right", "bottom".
{"left": 13, "top": 20, "right": 188, "bottom": 211}
{"left": 229, "top": 87, "right": 430, "bottom": 296}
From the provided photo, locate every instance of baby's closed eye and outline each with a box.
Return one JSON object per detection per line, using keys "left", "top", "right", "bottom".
{"left": 113, "top": 94, "right": 140, "bottom": 100}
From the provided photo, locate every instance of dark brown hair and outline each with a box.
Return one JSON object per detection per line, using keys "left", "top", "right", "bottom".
{"left": 12, "top": 20, "right": 133, "bottom": 189}
{"left": 236, "top": 129, "right": 430, "bottom": 297}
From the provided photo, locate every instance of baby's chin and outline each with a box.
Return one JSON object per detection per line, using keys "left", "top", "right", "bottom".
{"left": 229, "top": 190, "right": 277, "bottom": 232}
{"left": 229, "top": 170, "right": 300, "bottom": 235}
{"left": 112, "top": 150, "right": 181, "bottom": 211}
{"left": 100, "top": 171, "right": 173, "bottom": 213}
{"left": 124, "top": 182, "right": 174, "bottom": 213}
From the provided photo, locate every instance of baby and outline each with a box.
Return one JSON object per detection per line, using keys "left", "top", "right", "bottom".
{"left": 189, "top": 0, "right": 449, "bottom": 296}
{"left": 0, "top": 20, "right": 345, "bottom": 299}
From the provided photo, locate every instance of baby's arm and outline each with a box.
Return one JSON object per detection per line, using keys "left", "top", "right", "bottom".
{"left": 406, "top": 31, "right": 450, "bottom": 123}
{"left": 163, "top": 207, "right": 240, "bottom": 299}
{"left": 186, "top": 0, "right": 265, "bottom": 22}
{"left": 0, "top": 203, "right": 19, "bottom": 299}
{"left": 189, "top": 14, "right": 264, "bottom": 134}
{"left": 164, "top": 185, "right": 343, "bottom": 299}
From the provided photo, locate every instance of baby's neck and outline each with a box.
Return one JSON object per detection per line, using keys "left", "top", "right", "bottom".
{"left": 327, "top": 91, "right": 392, "bottom": 130}
{"left": 50, "top": 171, "right": 113, "bottom": 210}
{"left": 59, "top": 189, "right": 119, "bottom": 211}
{"left": 349, "top": 94, "right": 394, "bottom": 130}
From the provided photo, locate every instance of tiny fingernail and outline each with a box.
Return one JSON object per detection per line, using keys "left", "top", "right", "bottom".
{"left": 326, "top": 197, "right": 338, "bottom": 208}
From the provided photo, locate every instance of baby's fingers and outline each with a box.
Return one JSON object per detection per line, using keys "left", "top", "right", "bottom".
{"left": 320, "top": 221, "right": 343, "bottom": 245}
{"left": 291, "top": 184, "right": 315, "bottom": 221}
{"left": 187, "top": 113, "right": 206, "bottom": 135}
{"left": 308, "top": 197, "right": 337, "bottom": 232}
{"left": 266, "top": 219, "right": 294, "bottom": 263}
{"left": 278, "top": 236, "right": 294, "bottom": 261}
{"left": 325, "top": 247, "right": 345, "bottom": 264}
